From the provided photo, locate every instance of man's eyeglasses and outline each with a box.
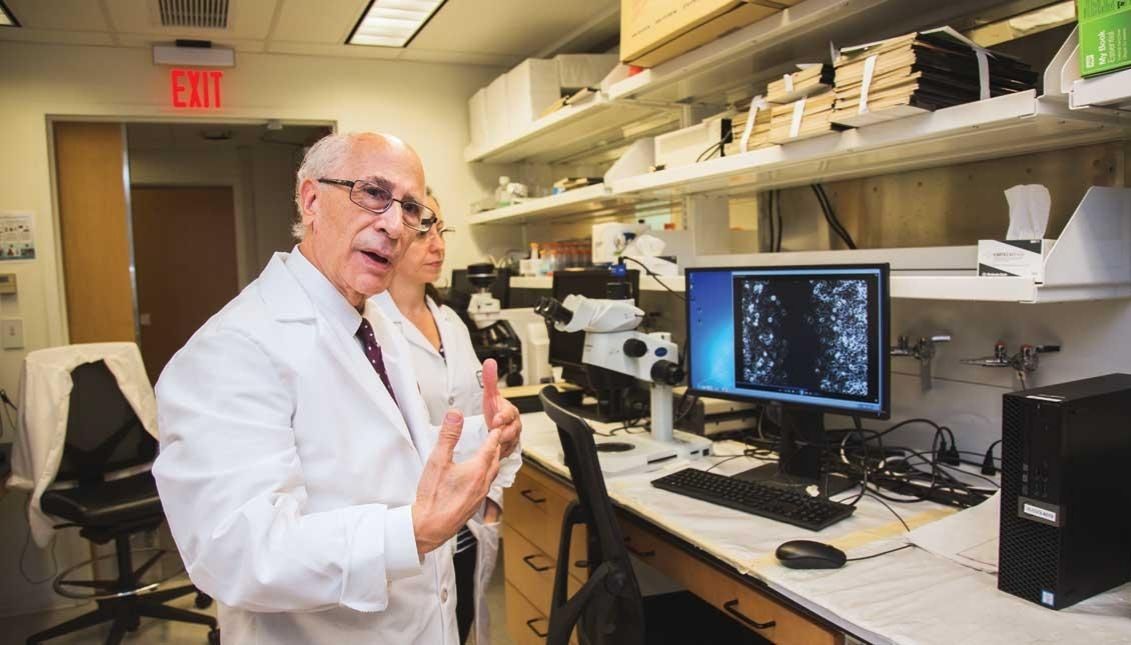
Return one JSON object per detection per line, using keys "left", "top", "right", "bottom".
{"left": 318, "top": 178, "right": 437, "bottom": 233}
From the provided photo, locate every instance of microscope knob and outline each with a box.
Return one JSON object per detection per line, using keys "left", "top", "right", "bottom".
{"left": 651, "top": 360, "right": 684, "bottom": 386}
{"left": 623, "top": 338, "right": 648, "bottom": 358}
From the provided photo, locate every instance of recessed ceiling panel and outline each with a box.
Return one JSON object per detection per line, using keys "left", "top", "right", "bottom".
{"left": 408, "top": 0, "right": 617, "bottom": 56}
{"left": 4, "top": 0, "right": 110, "bottom": 31}
{"left": 270, "top": 0, "right": 367, "bottom": 44}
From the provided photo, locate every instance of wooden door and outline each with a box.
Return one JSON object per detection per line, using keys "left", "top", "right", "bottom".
{"left": 54, "top": 122, "right": 136, "bottom": 343}
{"left": 131, "top": 187, "right": 238, "bottom": 381}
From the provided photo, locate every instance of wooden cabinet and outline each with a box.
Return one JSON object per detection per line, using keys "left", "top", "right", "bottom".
{"left": 619, "top": 517, "right": 842, "bottom": 645}
{"left": 503, "top": 462, "right": 842, "bottom": 645}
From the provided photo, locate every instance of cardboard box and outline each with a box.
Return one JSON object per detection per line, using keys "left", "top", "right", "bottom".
{"left": 485, "top": 74, "right": 510, "bottom": 146}
{"left": 977, "top": 239, "right": 1055, "bottom": 282}
{"left": 467, "top": 87, "right": 488, "bottom": 150}
{"left": 1077, "top": 0, "right": 1131, "bottom": 77}
{"left": 554, "top": 54, "right": 619, "bottom": 90}
{"left": 621, "top": 0, "right": 801, "bottom": 68}
{"left": 506, "top": 59, "right": 561, "bottom": 137}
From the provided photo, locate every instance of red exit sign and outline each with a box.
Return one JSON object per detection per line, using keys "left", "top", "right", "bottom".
{"left": 170, "top": 69, "right": 224, "bottom": 109}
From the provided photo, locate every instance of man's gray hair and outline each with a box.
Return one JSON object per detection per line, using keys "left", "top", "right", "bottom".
{"left": 291, "top": 133, "right": 354, "bottom": 240}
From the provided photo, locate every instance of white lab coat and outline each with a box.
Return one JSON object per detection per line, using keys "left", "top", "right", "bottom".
{"left": 153, "top": 251, "right": 486, "bottom": 645}
{"left": 8, "top": 342, "right": 158, "bottom": 547}
{"left": 373, "top": 292, "right": 521, "bottom": 645}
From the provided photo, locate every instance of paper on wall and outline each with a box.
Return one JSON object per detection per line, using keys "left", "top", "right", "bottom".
{"left": 0, "top": 211, "right": 36, "bottom": 261}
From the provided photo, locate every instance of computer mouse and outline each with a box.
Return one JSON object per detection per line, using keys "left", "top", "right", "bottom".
{"left": 775, "top": 540, "right": 847, "bottom": 569}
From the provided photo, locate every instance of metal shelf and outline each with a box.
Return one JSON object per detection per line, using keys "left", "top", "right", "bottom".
{"left": 465, "top": 0, "right": 1025, "bottom": 166}
{"left": 1071, "top": 68, "right": 1131, "bottom": 111}
{"left": 510, "top": 186, "right": 1131, "bottom": 305}
{"left": 614, "top": 92, "right": 1129, "bottom": 198}
{"left": 608, "top": 0, "right": 1022, "bottom": 106}
{"left": 463, "top": 94, "right": 679, "bottom": 165}
{"left": 468, "top": 184, "right": 633, "bottom": 225}
{"left": 469, "top": 93, "right": 1129, "bottom": 224}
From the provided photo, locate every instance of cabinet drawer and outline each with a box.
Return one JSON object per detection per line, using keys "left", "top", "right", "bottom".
{"left": 505, "top": 581, "right": 549, "bottom": 645}
{"left": 505, "top": 581, "right": 580, "bottom": 645}
{"left": 620, "top": 519, "right": 842, "bottom": 645}
{"left": 504, "top": 465, "right": 586, "bottom": 572}
{"left": 503, "top": 523, "right": 583, "bottom": 616}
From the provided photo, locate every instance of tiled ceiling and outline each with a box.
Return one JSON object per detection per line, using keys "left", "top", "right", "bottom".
{"left": 0, "top": 0, "right": 620, "bottom": 67}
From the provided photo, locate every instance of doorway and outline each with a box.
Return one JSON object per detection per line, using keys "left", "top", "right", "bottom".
{"left": 52, "top": 119, "right": 331, "bottom": 382}
{"left": 131, "top": 186, "right": 238, "bottom": 380}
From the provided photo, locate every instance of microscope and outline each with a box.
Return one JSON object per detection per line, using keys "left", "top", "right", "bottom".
{"left": 535, "top": 293, "right": 712, "bottom": 474}
{"left": 461, "top": 263, "right": 524, "bottom": 386}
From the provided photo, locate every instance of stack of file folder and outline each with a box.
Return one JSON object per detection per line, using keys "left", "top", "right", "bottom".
{"left": 769, "top": 90, "right": 838, "bottom": 144}
{"left": 768, "top": 64, "right": 839, "bottom": 144}
{"left": 725, "top": 95, "right": 773, "bottom": 155}
{"left": 832, "top": 27, "right": 1037, "bottom": 127}
{"left": 767, "top": 64, "right": 835, "bottom": 104}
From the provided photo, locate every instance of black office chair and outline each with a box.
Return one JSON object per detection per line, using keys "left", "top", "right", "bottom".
{"left": 26, "top": 360, "right": 219, "bottom": 645}
{"left": 540, "top": 386, "right": 766, "bottom": 645}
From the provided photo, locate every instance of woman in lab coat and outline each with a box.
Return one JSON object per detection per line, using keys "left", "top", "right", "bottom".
{"left": 374, "top": 192, "right": 520, "bottom": 645}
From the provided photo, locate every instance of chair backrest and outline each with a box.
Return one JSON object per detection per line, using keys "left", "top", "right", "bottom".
{"left": 56, "top": 360, "right": 156, "bottom": 484}
{"left": 540, "top": 386, "right": 645, "bottom": 645}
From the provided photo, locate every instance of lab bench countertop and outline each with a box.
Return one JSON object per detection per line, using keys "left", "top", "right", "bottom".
{"left": 515, "top": 412, "right": 1131, "bottom": 645}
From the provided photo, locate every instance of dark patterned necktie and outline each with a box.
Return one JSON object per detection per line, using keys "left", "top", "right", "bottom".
{"left": 356, "top": 318, "right": 397, "bottom": 406}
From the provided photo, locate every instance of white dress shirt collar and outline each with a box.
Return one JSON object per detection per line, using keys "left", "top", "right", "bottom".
{"left": 284, "top": 245, "right": 364, "bottom": 337}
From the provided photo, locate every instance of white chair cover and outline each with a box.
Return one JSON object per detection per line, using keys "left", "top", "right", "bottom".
{"left": 7, "top": 343, "right": 158, "bottom": 547}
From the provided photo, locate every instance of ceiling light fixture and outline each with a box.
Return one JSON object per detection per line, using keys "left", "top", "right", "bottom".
{"left": 0, "top": 0, "right": 21, "bottom": 27}
{"left": 347, "top": 0, "right": 447, "bottom": 48}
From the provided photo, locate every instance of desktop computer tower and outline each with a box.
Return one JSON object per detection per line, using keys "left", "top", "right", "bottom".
{"left": 998, "top": 373, "right": 1131, "bottom": 609}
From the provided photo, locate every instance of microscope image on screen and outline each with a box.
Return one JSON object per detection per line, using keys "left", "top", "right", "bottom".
{"left": 736, "top": 277, "right": 870, "bottom": 397}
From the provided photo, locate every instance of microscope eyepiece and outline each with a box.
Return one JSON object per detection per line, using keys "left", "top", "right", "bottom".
{"left": 534, "top": 297, "right": 573, "bottom": 326}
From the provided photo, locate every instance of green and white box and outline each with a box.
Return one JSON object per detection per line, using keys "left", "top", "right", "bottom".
{"left": 1077, "top": 0, "right": 1131, "bottom": 77}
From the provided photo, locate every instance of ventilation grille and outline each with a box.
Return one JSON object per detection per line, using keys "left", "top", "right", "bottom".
{"left": 159, "top": 0, "right": 229, "bottom": 29}
{"left": 997, "top": 396, "right": 1061, "bottom": 606}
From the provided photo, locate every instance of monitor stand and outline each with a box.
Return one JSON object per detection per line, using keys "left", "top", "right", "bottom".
{"left": 732, "top": 408, "right": 856, "bottom": 498}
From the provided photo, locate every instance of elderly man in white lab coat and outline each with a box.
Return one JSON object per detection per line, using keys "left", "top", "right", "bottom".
{"left": 152, "top": 132, "right": 522, "bottom": 644}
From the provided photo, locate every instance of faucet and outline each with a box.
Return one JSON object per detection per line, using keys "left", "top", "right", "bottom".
{"left": 891, "top": 334, "right": 951, "bottom": 391}
{"left": 961, "top": 341, "right": 1061, "bottom": 390}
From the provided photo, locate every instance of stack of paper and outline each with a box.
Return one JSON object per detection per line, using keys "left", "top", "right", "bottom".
{"left": 767, "top": 64, "right": 835, "bottom": 104}
{"left": 832, "top": 27, "right": 1037, "bottom": 127}
{"left": 769, "top": 90, "right": 837, "bottom": 144}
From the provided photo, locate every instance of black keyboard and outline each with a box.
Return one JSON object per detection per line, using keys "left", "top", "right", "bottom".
{"left": 651, "top": 468, "right": 855, "bottom": 531}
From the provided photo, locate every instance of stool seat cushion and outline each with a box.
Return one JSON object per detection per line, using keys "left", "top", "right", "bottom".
{"left": 41, "top": 471, "right": 162, "bottom": 526}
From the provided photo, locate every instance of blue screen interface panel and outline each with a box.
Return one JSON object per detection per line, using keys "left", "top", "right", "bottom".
{"left": 686, "top": 265, "right": 890, "bottom": 417}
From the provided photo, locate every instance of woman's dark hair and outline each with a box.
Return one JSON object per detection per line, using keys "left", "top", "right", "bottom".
{"left": 424, "top": 282, "right": 444, "bottom": 307}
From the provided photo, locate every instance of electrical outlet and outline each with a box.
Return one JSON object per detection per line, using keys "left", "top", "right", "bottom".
{"left": 1, "top": 319, "right": 23, "bottom": 349}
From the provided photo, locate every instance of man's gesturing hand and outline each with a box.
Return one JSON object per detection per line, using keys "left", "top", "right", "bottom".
{"left": 481, "top": 358, "right": 522, "bottom": 458}
{"left": 413, "top": 410, "right": 501, "bottom": 556}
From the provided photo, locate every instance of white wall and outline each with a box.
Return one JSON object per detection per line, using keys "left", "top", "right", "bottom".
{"left": 0, "top": 39, "right": 515, "bottom": 616}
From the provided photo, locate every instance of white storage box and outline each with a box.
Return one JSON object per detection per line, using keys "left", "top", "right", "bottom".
{"left": 506, "top": 58, "right": 561, "bottom": 137}
{"left": 467, "top": 87, "right": 488, "bottom": 150}
{"left": 485, "top": 74, "right": 510, "bottom": 146}
{"left": 977, "top": 239, "right": 1055, "bottom": 282}
{"left": 654, "top": 115, "right": 732, "bottom": 169}
{"left": 554, "top": 54, "right": 619, "bottom": 90}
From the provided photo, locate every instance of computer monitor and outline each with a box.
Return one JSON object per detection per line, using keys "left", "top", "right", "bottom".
{"left": 548, "top": 268, "right": 640, "bottom": 419}
{"left": 685, "top": 264, "right": 890, "bottom": 495}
